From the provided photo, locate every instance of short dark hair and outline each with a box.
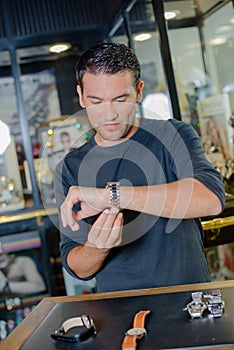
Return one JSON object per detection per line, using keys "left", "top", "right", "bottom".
{"left": 75, "top": 42, "right": 141, "bottom": 92}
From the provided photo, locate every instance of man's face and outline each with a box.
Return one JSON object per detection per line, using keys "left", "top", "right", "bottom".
{"left": 77, "top": 71, "right": 144, "bottom": 146}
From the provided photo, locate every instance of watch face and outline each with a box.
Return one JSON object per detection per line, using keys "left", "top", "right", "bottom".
{"left": 126, "top": 327, "right": 146, "bottom": 337}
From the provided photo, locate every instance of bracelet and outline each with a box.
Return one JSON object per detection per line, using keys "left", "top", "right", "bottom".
{"left": 106, "top": 182, "right": 120, "bottom": 208}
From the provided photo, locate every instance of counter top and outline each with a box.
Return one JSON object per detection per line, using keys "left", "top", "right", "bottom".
{"left": 1, "top": 280, "right": 234, "bottom": 350}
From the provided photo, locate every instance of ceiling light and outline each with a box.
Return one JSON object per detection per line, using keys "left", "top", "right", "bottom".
{"left": 49, "top": 43, "right": 71, "bottom": 53}
{"left": 209, "top": 37, "right": 228, "bottom": 45}
{"left": 134, "top": 33, "right": 152, "bottom": 42}
{"left": 164, "top": 10, "right": 181, "bottom": 20}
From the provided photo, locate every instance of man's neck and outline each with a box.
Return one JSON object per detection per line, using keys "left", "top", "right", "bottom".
{"left": 94, "top": 117, "right": 141, "bottom": 147}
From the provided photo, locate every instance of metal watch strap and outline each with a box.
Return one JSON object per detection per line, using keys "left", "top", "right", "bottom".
{"left": 122, "top": 310, "right": 150, "bottom": 350}
{"left": 106, "top": 182, "right": 120, "bottom": 208}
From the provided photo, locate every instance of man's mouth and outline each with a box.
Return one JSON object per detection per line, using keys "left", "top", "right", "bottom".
{"left": 102, "top": 122, "right": 120, "bottom": 130}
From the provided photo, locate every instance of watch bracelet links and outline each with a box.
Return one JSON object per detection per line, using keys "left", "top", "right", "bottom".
{"left": 122, "top": 310, "right": 150, "bottom": 350}
{"left": 106, "top": 182, "right": 120, "bottom": 208}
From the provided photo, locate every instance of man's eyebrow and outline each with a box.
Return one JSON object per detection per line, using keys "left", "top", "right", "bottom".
{"left": 86, "top": 93, "right": 129, "bottom": 101}
{"left": 87, "top": 95, "right": 102, "bottom": 100}
{"left": 114, "top": 93, "right": 129, "bottom": 99}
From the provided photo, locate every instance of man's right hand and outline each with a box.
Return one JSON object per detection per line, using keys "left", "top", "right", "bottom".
{"left": 66, "top": 207, "right": 124, "bottom": 278}
{"left": 86, "top": 207, "right": 123, "bottom": 249}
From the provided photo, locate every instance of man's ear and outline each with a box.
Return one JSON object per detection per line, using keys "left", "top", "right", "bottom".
{"left": 136, "top": 81, "right": 144, "bottom": 103}
{"left": 77, "top": 85, "right": 85, "bottom": 108}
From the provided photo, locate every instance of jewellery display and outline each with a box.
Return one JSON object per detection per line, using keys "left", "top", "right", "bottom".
{"left": 184, "top": 290, "right": 225, "bottom": 319}
{"left": 106, "top": 182, "right": 120, "bottom": 208}
{"left": 51, "top": 315, "right": 97, "bottom": 342}
{"left": 122, "top": 310, "right": 150, "bottom": 350}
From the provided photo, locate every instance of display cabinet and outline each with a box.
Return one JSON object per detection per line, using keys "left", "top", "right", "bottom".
{"left": 36, "top": 113, "right": 93, "bottom": 206}
{"left": 0, "top": 137, "right": 24, "bottom": 212}
{"left": 0, "top": 208, "right": 64, "bottom": 342}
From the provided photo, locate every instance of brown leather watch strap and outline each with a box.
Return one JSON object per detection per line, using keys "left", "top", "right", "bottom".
{"left": 133, "top": 310, "right": 150, "bottom": 328}
{"left": 122, "top": 310, "right": 150, "bottom": 350}
{"left": 122, "top": 334, "right": 137, "bottom": 350}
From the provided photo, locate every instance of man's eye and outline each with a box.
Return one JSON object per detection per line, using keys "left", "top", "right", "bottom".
{"left": 91, "top": 100, "right": 102, "bottom": 105}
{"left": 115, "top": 98, "right": 127, "bottom": 103}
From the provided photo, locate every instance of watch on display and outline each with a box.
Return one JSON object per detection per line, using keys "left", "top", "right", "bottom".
{"left": 184, "top": 292, "right": 207, "bottom": 319}
{"left": 184, "top": 289, "right": 225, "bottom": 319}
{"left": 51, "top": 315, "right": 96, "bottom": 342}
{"left": 122, "top": 310, "right": 150, "bottom": 350}
{"left": 204, "top": 290, "right": 225, "bottom": 318}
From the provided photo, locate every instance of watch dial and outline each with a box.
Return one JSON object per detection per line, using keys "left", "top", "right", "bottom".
{"left": 126, "top": 327, "right": 146, "bottom": 336}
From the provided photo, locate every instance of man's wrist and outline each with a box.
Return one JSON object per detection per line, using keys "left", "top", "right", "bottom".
{"left": 84, "top": 243, "right": 110, "bottom": 254}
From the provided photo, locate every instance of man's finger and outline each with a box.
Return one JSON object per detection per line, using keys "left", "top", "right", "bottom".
{"left": 105, "top": 212, "right": 123, "bottom": 247}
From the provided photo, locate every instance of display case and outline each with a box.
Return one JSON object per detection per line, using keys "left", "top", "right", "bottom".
{"left": 197, "top": 93, "right": 233, "bottom": 164}
{"left": 35, "top": 113, "right": 94, "bottom": 206}
{"left": 0, "top": 230, "right": 51, "bottom": 342}
{"left": 0, "top": 136, "right": 25, "bottom": 213}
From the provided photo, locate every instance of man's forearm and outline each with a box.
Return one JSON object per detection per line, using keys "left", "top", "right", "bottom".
{"left": 67, "top": 244, "right": 110, "bottom": 279}
{"left": 60, "top": 178, "right": 222, "bottom": 231}
{"left": 119, "top": 178, "right": 222, "bottom": 219}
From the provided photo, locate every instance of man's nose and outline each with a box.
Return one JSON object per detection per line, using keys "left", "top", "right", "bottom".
{"left": 103, "top": 102, "right": 118, "bottom": 120}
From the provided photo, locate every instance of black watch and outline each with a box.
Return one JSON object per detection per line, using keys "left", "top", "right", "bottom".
{"left": 51, "top": 315, "right": 97, "bottom": 343}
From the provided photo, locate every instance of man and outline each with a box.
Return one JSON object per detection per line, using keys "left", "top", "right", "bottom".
{"left": 54, "top": 42, "right": 225, "bottom": 293}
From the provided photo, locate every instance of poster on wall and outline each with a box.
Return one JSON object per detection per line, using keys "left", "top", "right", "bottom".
{"left": 197, "top": 93, "right": 233, "bottom": 163}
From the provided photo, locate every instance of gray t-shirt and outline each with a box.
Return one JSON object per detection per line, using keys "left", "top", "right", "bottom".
{"left": 54, "top": 118, "right": 225, "bottom": 292}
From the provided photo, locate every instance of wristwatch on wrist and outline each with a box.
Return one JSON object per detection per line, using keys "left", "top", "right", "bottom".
{"left": 106, "top": 182, "right": 120, "bottom": 208}
{"left": 122, "top": 310, "right": 150, "bottom": 350}
{"left": 51, "top": 315, "right": 96, "bottom": 342}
